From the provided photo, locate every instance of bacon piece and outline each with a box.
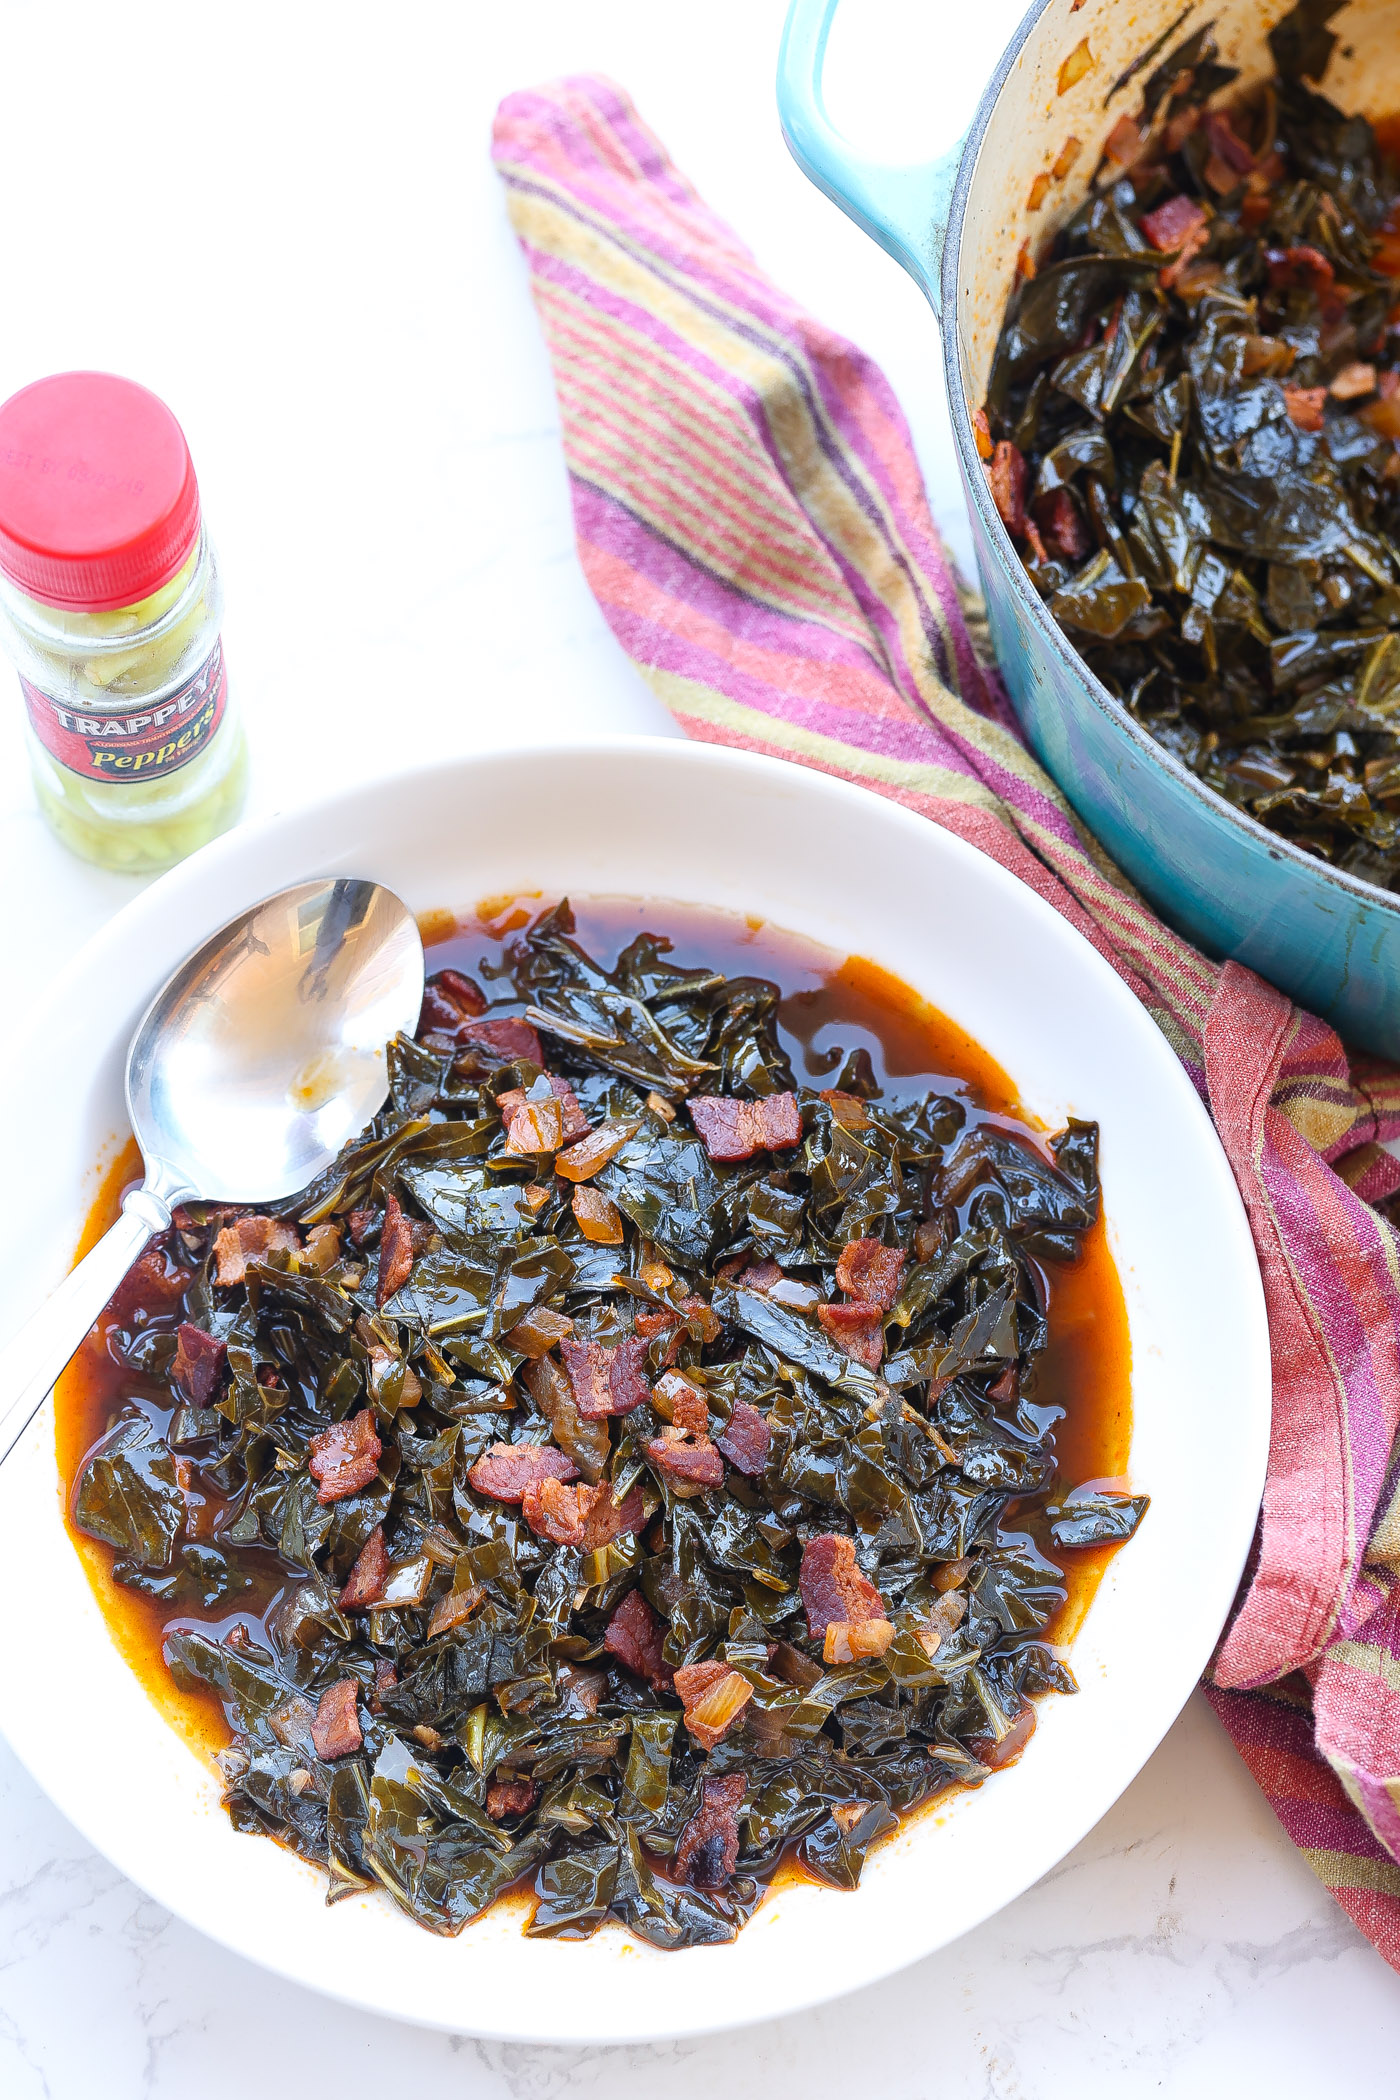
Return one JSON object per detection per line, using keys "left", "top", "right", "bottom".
{"left": 633, "top": 1305, "right": 674, "bottom": 1342}
{"left": 171, "top": 1322, "right": 226, "bottom": 1405}
{"left": 603, "top": 1588, "right": 673, "bottom": 1690}
{"left": 736, "top": 1259, "right": 780, "bottom": 1295}
{"left": 212, "top": 1215, "right": 299, "bottom": 1287}
{"left": 308, "top": 1409, "right": 382, "bottom": 1504}
{"left": 1267, "top": 243, "right": 1334, "bottom": 294}
{"left": 338, "top": 1524, "right": 389, "bottom": 1609}
{"left": 585, "top": 1481, "right": 646, "bottom": 1548}
{"left": 647, "top": 1426, "right": 725, "bottom": 1492}
{"left": 1161, "top": 228, "right": 1212, "bottom": 292}
{"left": 1141, "top": 194, "right": 1208, "bottom": 253}
{"left": 1034, "top": 486, "right": 1090, "bottom": 562}
{"left": 835, "top": 1237, "right": 906, "bottom": 1313}
{"left": 418, "top": 968, "right": 488, "bottom": 1036}
{"left": 670, "top": 1387, "right": 709, "bottom": 1438}
{"left": 371, "top": 1658, "right": 398, "bottom": 1713}
{"left": 498, "top": 1074, "right": 589, "bottom": 1144}
{"left": 653, "top": 1368, "right": 704, "bottom": 1415}
{"left": 673, "top": 1661, "right": 753, "bottom": 1751}
{"left": 715, "top": 1401, "right": 771, "bottom": 1477}
{"left": 675, "top": 1773, "right": 747, "bottom": 1888}
{"left": 800, "top": 1533, "right": 886, "bottom": 1643}
{"left": 347, "top": 1208, "right": 376, "bottom": 1247}
{"left": 171, "top": 1203, "right": 242, "bottom": 1235}
{"left": 521, "top": 1476, "right": 645, "bottom": 1548}
{"left": 310, "top": 1679, "right": 362, "bottom": 1760}
{"left": 816, "top": 1299, "right": 885, "bottom": 1368}
{"left": 121, "top": 1243, "right": 185, "bottom": 1310}
{"left": 987, "top": 440, "right": 1029, "bottom": 535}
{"left": 688, "top": 1092, "right": 802, "bottom": 1163}
{"left": 522, "top": 1476, "right": 595, "bottom": 1545}
{"left": 436, "top": 967, "right": 487, "bottom": 1016}
{"left": 559, "top": 1334, "right": 651, "bottom": 1418}
{"left": 1283, "top": 384, "right": 1327, "bottom": 432}
{"left": 418, "top": 986, "right": 463, "bottom": 1036}
{"left": 459, "top": 1015, "right": 544, "bottom": 1065}
{"left": 376, "top": 1192, "right": 415, "bottom": 1306}
{"left": 467, "top": 1440, "right": 579, "bottom": 1502}
{"left": 487, "top": 1777, "right": 539, "bottom": 1819}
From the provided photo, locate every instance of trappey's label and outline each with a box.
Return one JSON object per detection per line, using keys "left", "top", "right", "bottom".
{"left": 22, "top": 638, "right": 228, "bottom": 783}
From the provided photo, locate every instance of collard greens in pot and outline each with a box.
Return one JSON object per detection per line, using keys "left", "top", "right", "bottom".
{"left": 986, "top": 0, "right": 1400, "bottom": 889}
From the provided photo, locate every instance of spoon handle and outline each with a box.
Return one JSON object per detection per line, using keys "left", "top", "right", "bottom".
{"left": 0, "top": 1187, "right": 173, "bottom": 1469}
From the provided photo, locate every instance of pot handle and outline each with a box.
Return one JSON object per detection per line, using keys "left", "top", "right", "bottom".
{"left": 777, "top": 0, "right": 963, "bottom": 314}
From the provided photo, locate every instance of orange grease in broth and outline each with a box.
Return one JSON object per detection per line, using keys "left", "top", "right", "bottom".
{"left": 56, "top": 897, "right": 1133, "bottom": 1769}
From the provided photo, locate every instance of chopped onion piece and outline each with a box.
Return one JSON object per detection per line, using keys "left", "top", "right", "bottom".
{"left": 554, "top": 1118, "right": 639, "bottom": 1182}
{"left": 823, "top": 1617, "right": 895, "bottom": 1664}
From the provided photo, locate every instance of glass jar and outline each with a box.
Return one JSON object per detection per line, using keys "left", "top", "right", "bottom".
{"left": 0, "top": 372, "right": 247, "bottom": 873}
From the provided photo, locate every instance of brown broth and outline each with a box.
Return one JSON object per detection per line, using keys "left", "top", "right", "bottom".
{"left": 56, "top": 895, "right": 1133, "bottom": 1768}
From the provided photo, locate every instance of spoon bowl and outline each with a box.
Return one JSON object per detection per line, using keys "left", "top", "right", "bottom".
{"left": 130, "top": 877, "right": 424, "bottom": 1204}
{"left": 0, "top": 875, "right": 423, "bottom": 1465}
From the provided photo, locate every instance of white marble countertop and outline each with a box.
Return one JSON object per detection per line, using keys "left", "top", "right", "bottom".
{"left": 2, "top": 2, "right": 1399, "bottom": 2090}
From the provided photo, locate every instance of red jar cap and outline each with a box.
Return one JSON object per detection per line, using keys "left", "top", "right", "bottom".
{"left": 0, "top": 371, "right": 201, "bottom": 611}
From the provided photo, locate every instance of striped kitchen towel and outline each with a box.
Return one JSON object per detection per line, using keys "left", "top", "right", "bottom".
{"left": 492, "top": 75, "right": 1400, "bottom": 1968}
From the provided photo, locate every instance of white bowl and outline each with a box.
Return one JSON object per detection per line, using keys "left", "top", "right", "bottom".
{"left": 0, "top": 739, "right": 1269, "bottom": 2041}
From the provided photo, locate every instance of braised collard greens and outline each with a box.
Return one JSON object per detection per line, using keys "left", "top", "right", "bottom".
{"left": 73, "top": 904, "right": 1144, "bottom": 1947}
{"left": 986, "top": 0, "right": 1400, "bottom": 887}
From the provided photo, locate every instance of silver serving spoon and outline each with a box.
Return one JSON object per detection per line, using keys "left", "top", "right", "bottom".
{"left": 0, "top": 877, "right": 424, "bottom": 1467}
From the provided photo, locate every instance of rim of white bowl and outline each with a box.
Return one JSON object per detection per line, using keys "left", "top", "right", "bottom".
{"left": 0, "top": 737, "right": 1271, "bottom": 2041}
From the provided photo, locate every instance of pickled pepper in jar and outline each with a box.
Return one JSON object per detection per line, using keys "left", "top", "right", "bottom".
{"left": 0, "top": 370, "right": 247, "bottom": 871}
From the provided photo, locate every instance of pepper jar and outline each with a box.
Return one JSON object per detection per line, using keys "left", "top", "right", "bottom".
{"left": 0, "top": 370, "right": 247, "bottom": 872}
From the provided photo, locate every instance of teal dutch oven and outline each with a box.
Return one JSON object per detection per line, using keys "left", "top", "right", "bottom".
{"left": 778, "top": 0, "right": 1400, "bottom": 1056}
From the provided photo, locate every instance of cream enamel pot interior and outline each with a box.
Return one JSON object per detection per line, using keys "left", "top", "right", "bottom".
{"left": 0, "top": 741, "right": 1270, "bottom": 2039}
{"left": 780, "top": 0, "right": 1400, "bottom": 1057}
